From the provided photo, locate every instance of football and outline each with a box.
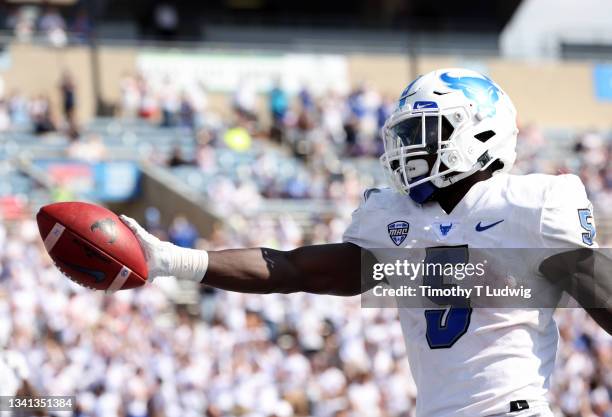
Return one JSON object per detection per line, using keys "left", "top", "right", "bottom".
{"left": 36, "top": 202, "right": 148, "bottom": 291}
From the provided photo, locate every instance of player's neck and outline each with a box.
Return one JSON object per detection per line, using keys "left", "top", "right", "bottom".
{"left": 433, "top": 170, "right": 493, "bottom": 214}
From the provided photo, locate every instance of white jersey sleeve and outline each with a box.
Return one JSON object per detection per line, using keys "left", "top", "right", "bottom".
{"left": 342, "top": 188, "right": 384, "bottom": 248}
{"left": 342, "top": 200, "right": 364, "bottom": 246}
{"left": 540, "top": 174, "right": 597, "bottom": 248}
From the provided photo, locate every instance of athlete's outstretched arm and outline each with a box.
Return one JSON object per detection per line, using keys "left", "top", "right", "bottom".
{"left": 206, "top": 244, "right": 363, "bottom": 296}
{"left": 540, "top": 249, "right": 612, "bottom": 335}
{"left": 121, "top": 216, "right": 370, "bottom": 296}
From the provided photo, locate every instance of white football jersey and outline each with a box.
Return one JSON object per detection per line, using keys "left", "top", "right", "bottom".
{"left": 343, "top": 173, "right": 596, "bottom": 417}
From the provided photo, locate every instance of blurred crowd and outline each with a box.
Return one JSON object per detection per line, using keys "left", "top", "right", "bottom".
{"left": 118, "top": 73, "right": 393, "bottom": 159}
{"left": 1, "top": 70, "right": 610, "bottom": 239}
{"left": 112, "top": 73, "right": 612, "bottom": 244}
{"left": 163, "top": 141, "right": 372, "bottom": 207}
{"left": 1, "top": 69, "right": 609, "bottom": 213}
{"left": 0, "top": 89, "right": 56, "bottom": 134}
{"left": 1, "top": 211, "right": 611, "bottom": 417}
{"left": 0, "top": 4, "right": 89, "bottom": 47}
{"left": 0, "top": 2, "right": 182, "bottom": 45}
{"left": 0, "top": 68, "right": 611, "bottom": 417}
{"left": 114, "top": 72, "right": 388, "bottom": 206}
{"left": 0, "top": 72, "right": 77, "bottom": 136}
{"left": 514, "top": 125, "right": 612, "bottom": 214}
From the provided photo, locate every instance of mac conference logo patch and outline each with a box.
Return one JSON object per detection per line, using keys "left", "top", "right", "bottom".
{"left": 387, "top": 221, "right": 410, "bottom": 246}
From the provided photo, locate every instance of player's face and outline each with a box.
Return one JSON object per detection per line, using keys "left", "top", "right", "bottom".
{"left": 388, "top": 115, "right": 454, "bottom": 155}
{"left": 390, "top": 116, "right": 439, "bottom": 154}
{"left": 387, "top": 115, "right": 454, "bottom": 183}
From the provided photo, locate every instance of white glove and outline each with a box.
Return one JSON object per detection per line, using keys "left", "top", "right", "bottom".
{"left": 120, "top": 215, "right": 209, "bottom": 283}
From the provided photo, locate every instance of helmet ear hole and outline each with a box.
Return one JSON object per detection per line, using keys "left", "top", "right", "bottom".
{"left": 488, "top": 159, "right": 505, "bottom": 173}
{"left": 441, "top": 116, "right": 454, "bottom": 141}
{"left": 474, "top": 130, "right": 496, "bottom": 142}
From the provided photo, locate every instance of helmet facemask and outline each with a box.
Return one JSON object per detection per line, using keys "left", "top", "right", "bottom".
{"left": 381, "top": 106, "right": 475, "bottom": 196}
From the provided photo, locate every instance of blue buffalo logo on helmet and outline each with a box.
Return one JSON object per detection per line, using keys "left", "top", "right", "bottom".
{"left": 387, "top": 221, "right": 410, "bottom": 246}
{"left": 440, "top": 72, "right": 501, "bottom": 116}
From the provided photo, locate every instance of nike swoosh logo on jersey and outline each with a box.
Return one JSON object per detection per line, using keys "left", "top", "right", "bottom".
{"left": 475, "top": 220, "right": 504, "bottom": 232}
{"left": 62, "top": 261, "right": 106, "bottom": 282}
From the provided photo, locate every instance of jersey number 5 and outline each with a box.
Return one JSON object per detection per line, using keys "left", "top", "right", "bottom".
{"left": 577, "top": 208, "right": 596, "bottom": 246}
{"left": 423, "top": 246, "right": 472, "bottom": 349}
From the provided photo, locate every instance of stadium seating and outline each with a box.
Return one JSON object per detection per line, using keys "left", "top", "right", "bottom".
{"left": 2, "top": 114, "right": 611, "bottom": 242}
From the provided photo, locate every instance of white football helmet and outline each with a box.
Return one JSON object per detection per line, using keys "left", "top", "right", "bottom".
{"left": 380, "top": 68, "right": 518, "bottom": 202}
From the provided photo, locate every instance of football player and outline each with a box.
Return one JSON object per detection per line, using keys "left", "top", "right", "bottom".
{"left": 122, "top": 68, "right": 611, "bottom": 417}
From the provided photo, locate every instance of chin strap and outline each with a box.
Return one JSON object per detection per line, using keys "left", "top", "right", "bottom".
{"left": 408, "top": 175, "right": 437, "bottom": 204}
